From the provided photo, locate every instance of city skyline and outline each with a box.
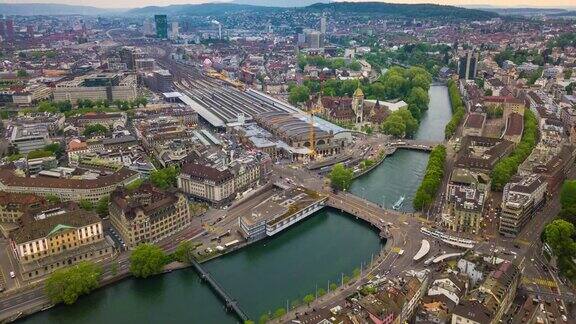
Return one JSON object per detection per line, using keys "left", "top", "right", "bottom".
{"left": 3, "top": 0, "right": 576, "bottom": 9}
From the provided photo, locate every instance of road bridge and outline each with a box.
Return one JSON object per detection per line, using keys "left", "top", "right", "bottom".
{"left": 325, "top": 192, "right": 410, "bottom": 239}
{"left": 388, "top": 139, "right": 443, "bottom": 152}
{"left": 190, "top": 259, "right": 249, "bottom": 322}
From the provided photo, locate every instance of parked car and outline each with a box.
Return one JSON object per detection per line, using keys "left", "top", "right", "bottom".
{"left": 9, "top": 271, "right": 15, "bottom": 278}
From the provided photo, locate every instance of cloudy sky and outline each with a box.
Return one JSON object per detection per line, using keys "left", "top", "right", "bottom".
{"left": 4, "top": 0, "right": 576, "bottom": 9}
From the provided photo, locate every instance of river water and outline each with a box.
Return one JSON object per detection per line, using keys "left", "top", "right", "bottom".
{"left": 350, "top": 85, "right": 452, "bottom": 211}
{"left": 20, "top": 85, "right": 451, "bottom": 324}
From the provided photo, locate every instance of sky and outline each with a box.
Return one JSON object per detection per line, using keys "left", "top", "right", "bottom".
{"left": 3, "top": 0, "right": 576, "bottom": 9}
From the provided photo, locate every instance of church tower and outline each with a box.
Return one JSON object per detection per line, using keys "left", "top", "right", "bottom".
{"left": 352, "top": 86, "right": 364, "bottom": 124}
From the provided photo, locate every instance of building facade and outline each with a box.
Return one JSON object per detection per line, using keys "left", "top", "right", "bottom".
{"left": 109, "top": 184, "right": 192, "bottom": 249}
{"left": 0, "top": 166, "right": 140, "bottom": 203}
{"left": 499, "top": 175, "right": 547, "bottom": 237}
{"left": 9, "top": 209, "right": 113, "bottom": 280}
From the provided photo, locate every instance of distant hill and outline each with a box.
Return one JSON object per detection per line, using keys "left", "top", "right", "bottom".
{"left": 304, "top": 2, "right": 498, "bottom": 20}
{"left": 231, "top": 0, "right": 330, "bottom": 7}
{"left": 127, "top": 3, "right": 279, "bottom": 16}
{"left": 550, "top": 10, "right": 576, "bottom": 17}
{"left": 474, "top": 7, "right": 569, "bottom": 16}
{"left": 0, "top": 3, "right": 121, "bottom": 16}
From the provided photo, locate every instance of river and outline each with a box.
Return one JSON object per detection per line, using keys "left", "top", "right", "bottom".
{"left": 350, "top": 85, "right": 452, "bottom": 211}
{"left": 20, "top": 85, "right": 452, "bottom": 324}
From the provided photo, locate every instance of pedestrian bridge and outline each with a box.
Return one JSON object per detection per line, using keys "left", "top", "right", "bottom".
{"left": 190, "top": 259, "right": 249, "bottom": 322}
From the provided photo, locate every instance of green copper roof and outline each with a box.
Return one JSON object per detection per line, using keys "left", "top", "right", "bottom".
{"left": 47, "top": 224, "right": 75, "bottom": 237}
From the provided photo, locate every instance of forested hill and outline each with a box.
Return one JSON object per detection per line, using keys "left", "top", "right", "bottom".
{"left": 304, "top": 2, "right": 499, "bottom": 20}
{"left": 127, "top": 3, "right": 279, "bottom": 16}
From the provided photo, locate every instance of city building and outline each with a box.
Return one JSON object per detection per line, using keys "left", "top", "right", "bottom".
{"left": 178, "top": 163, "right": 235, "bottom": 205}
{"left": 502, "top": 113, "right": 524, "bottom": 144}
{"left": 499, "top": 175, "right": 547, "bottom": 237}
{"left": 9, "top": 208, "right": 113, "bottom": 280}
{"left": 53, "top": 73, "right": 137, "bottom": 103}
{"left": 443, "top": 186, "right": 486, "bottom": 234}
{"left": 119, "top": 47, "right": 136, "bottom": 70}
{"left": 0, "top": 192, "right": 46, "bottom": 224}
{"left": 462, "top": 113, "right": 486, "bottom": 137}
{"left": 155, "top": 15, "right": 168, "bottom": 39}
{"left": 109, "top": 183, "right": 192, "bottom": 249}
{"left": 239, "top": 186, "right": 327, "bottom": 240}
{"left": 455, "top": 136, "right": 514, "bottom": 172}
{"left": 452, "top": 261, "right": 520, "bottom": 324}
{"left": 0, "top": 166, "right": 140, "bottom": 203}
{"left": 458, "top": 50, "right": 479, "bottom": 80}
{"left": 10, "top": 124, "right": 52, "bottom": 154}
{"left": 152, "top": 70, "right": 173, "bottom": 93}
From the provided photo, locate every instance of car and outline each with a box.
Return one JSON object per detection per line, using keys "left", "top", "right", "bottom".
{"left": 9, "top": 271, "right": 15, "bottom": 278}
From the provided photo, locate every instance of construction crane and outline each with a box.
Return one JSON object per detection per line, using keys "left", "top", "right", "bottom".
{"left": 206, "top": 70, "right": 245, "bottom": 90}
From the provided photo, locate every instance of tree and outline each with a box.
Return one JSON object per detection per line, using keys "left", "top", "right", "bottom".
{"left": 413, "top": 145, "right": 446, "bottom": 210}
{"left": 273, "top": 308, "right": 286, "bottom": 318}
{"left": 83, "top": 124, "right": 108, "bottom": 137}
{"left": 352, "top": 267, "right": 361, "bottom": 278}
{"left": 491, "top": 110, "right": 538, "bottom": 191}
{"left": 330, "top": 58, "right": 346, "bottom": 69}
{"left": 329, "top": 283, "right": 338, "bottom": 291}
{"left": 343, "top": 275, "right": 350, "bottom": 284}
{"left": 150, "top": 166, "right": 179, "bottom": 189}
{"left": 130, "top": 243, "right": 167, "bottom": 278}
{"left": 258, "top": 313, "right": 270, "bottom": 324}
{"left": 44, "top": 143, "right": 64, "bottom": 159}
{"left": 38, "top": 101, "right": 58, "bottom": 113}
{"left": 544, "top": 219, "right": 576, "bottom": 280}
{"left": 27, "top": 149, "right": 53, "bottom": 159}
{"left": 567, "top": 82, "right": 576, "bottom": 95}
{"left": 45, "top": 261, "right": 102, "bottom": 305}
{"left": 317, "top": 288, "right": 326, "bottom": 297}
{"left": 396, "top": 108, "right": 418, "bottom": 137}
{"left": 96, "top": 196, "right": 109, "bottom": 216}
{"left": 380, "top": 72, "right": 407, "bottom": 99}
{"left": 303, "top": 294, "right": 315, "bottom": 305}
{"left": 17, "top": 69, "right": 28, "bottom": 77}
{"left": 46, "top": 194, "right": 61, "bottom": 203}
{"left": 406, "top": 87, "right": 429, "bottom": 120}
{"left": 288, "top": 85, "right": 310, "bottom": 106}
{"left": 381, "top": 114, "right": 406, "bottom": 137}
{"left": 56, "top": 100, "right": 72, "bottom": 113}
{"left": 173, "top": 241, "right": 194, "bottom": 263}
{"left": 560, "top": 181, "right": 576, "bottom": 210}
{"left": 348, "top": 60, "right": 362, "bottom": 71}
{"left": 79, "top": 199, "right": 94, "bottom": 211}
{"left": 329, "top": 163, "right": 354, "bottom": 191}
{"left": 126, "top": 178, "right": 144, "bottom": 191}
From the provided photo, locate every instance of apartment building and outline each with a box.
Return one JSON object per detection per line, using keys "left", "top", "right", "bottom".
{"left": 499, "top": 175, "right": 547, "bottom": 237}
{"left": 109, "top": 183, "right": 192, "bottom": 249}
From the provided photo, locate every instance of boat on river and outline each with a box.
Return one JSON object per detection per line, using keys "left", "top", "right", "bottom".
{"left": 392, "top": 196, "right": 405, "bottom": 210}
